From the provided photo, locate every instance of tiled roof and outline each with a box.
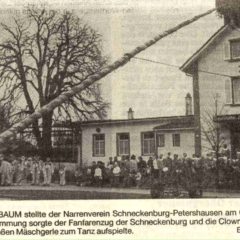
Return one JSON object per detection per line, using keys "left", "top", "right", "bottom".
{"left": 75, "top": 115, "right": 194, "bottom": 128}
{"left": 153, "top": 117, "right": 194, "bottom": 130}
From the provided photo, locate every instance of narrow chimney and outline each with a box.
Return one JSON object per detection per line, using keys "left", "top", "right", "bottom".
{"left": 185, "top": 93, "right": 192, "bottom": 116}
{"left": 128, "top": 108, "right": 134, "bottom": 119}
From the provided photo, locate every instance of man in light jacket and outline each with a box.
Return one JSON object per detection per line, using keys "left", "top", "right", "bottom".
{"left": 0, "top": 153, "right": 13, "bottom": 186}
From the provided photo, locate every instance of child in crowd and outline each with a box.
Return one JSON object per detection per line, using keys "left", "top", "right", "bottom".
{"left": 59, "top": 163, "right": 66, "bottom": 186}
{"left": 135, "top": 171, "right": 142, "bottom": 188}
{"left": 75, "top": 167, "right": 83, "bottom": 186}
{"left": 94, "top": 163, "right": 102, "bottom": 187}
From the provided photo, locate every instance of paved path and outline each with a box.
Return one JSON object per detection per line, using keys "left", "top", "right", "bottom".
{"left": 0, "top": 184, "right": 240, "bottom": 198}
{"left": 0, "top": 184, "right": 149, "bottom": 194}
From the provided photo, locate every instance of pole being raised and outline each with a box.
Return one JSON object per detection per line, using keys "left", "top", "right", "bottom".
{"left": 0, "top": 8, "right": 215, "bottom": 145}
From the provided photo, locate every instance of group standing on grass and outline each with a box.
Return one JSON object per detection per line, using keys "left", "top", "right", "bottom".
{"left": 0, "top": 144, "right": 237, "bottom": 189}
{"left": 80, "top": 149, "right": 236, "bottom": 189}
{"left": 0, "top": 153, "right": 65, "bottom": 187}
{"left": 84, "top": 154, "right": 150, "bottom": 188}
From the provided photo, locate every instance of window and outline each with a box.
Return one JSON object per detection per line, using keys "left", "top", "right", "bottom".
{"left": 225, "top": 78, "right": 240, "bottom": 105}
{"left": 93, "top": 134, "right": 105, "bottom": 157}
{"left": 233, "top": 78, "right": 240, "bottom": 104}
{"left": 117, "top": 133, "right": 130, "bottom": 156}
{"left": 172, "top": 134, "right": 180, "bottom": 147}
{"left": 231, "top": 40, "right": 240, "bottom": 60}
{"left": 225, "top": 78, "right": 232, "bottom": 104}
{"left": 142, "top": 132, "right": 155, "bottom": 155}
{"left": 224, "top": 40, "right": 240, "bottom": 60}
{"left": 157, "top": 134, "right": 165, "bottom": 147}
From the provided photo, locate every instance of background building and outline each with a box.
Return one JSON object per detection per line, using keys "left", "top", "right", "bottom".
{"left": 78, "top": 94, "right": 194, "bottom": 166}
{"left": 181, "top": 21, "right": 240, "bottom": 158}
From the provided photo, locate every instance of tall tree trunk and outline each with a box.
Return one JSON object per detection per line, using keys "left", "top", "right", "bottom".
{"left": 41, "top": 112, "right": 53, "bottom": 158}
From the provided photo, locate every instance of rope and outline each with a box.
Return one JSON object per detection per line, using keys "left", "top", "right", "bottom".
{"left": 133, "top": 57, "right": 232, "bottom": 78}
{"left": 0, "top": 8, "right": 216, "bottom": 145}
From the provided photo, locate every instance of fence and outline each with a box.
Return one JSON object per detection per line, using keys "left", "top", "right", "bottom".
{"left": 16, "top": 125, "right": 80, "bottom": 163}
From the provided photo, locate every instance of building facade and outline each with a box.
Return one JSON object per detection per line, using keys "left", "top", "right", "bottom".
{"left": 78, "top": 96, "right": 195, "bottom": 166}
{"left": 181, "top": 22, "right": 240, "bottom": 158}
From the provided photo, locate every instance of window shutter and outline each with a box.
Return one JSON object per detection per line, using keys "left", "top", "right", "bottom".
{"left": 224, "top": 42, "right": 230, "bottom": 60}
{"left": 225, "top": 78, "right": 232, "bottom": 104}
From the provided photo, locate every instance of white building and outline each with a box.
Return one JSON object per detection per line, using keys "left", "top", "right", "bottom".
{"left": 180, "top": 18, "right": 240, "bottom": 158}
{"left": 77, "top": 94, "right": 195, "bottom": 166}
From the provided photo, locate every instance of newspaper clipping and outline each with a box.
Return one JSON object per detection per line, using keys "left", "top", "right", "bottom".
{"left": 0, "top": 0, "right": 240, "bottom": 239}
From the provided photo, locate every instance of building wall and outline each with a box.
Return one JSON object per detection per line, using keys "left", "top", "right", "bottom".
{"left": 198, "top": 27, "right": 240, "bottom": 114}
{"left": 156, "top": 131, "right": 195, "bottom": 157}
{"left": 81, "top": 121, "right": 194, "bottom": 166}
{"left": 197, "top": 27, "right": 240, "bottom": 154}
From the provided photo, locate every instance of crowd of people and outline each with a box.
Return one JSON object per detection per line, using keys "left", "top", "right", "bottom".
{"left": 81, "top": 153, "right": 204, "bottom": 189}
{"left": 79, "top": 149, "right": 240, "bottom": 190}
{"left": 0, "top": 153, "right": 66, "bottom": 187}
{"left": 1, "top": 145, "right": 240, "bottom": 190}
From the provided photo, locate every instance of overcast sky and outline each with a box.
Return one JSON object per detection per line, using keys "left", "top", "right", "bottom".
{"left": 87, "top": 0, "right": 223, "bottom": 119}
{"left": 0, "top": 0, "right": 223, "bottom": 120}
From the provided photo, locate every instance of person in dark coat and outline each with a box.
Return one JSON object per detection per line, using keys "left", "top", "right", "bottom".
{"left": 138, "top": 156, "right": 147, "bottom": 174}
{"left": 90, "top": 161, "right": 97, "bottom": 186}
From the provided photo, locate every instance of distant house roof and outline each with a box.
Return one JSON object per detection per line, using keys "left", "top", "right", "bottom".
{"left": 153, "top": 116, "right": 194, "bottom": 131}
{"left": 180, "top": 24, "right": 229, "bottom": 74}
{"left": 215, "top": 114, "right": 240, "bottom": 122}
{"left": 74, "top": 115, "right": 194, "bottom": 128}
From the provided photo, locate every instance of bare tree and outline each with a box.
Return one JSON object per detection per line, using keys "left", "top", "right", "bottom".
{"left": 201, "top": 93, "right": 229, "bottom": 186}
{"left": 0, "top": 87, "right": 23, "bottom": 134}
{"left": 0, "top": 5, "right": 109, "bottom": 155}
{"left": 0, "top": 103, "right": 11, "bottom": 134}
{"left": 0, "top": 8, "right": 215, "bottom": 149}
{"left": 0, "top": 97, "right": 24, "bottom": 152}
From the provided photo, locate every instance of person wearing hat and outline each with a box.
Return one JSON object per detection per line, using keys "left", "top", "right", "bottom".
{"left": 25, "top": 157, "right": 33, "bottom": 183}
{"left": 43, "top": 158, "right": 54, "bottom": 186}
{"left": 75, "top": 166, "right": 83, "bottom": 186}
{"left": 14, "top": 157, "right": 24, "bottom": 186}
{"left": 31, "top": 156, "right": 41, "bottom": 186}
{"left": 182, "top": 153, "right": 188, "bottom": 165}
{"left": 90, "top": 161, "right": 97, "bottom": 186}
{"left": 163, "top": 152, "right": 173, "bottom": 171}
{"left": 59, "top": 163, "right": 66, "bottom": 186}
{"left": 10, "top": 154, "right": 17, "bottom": 185}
